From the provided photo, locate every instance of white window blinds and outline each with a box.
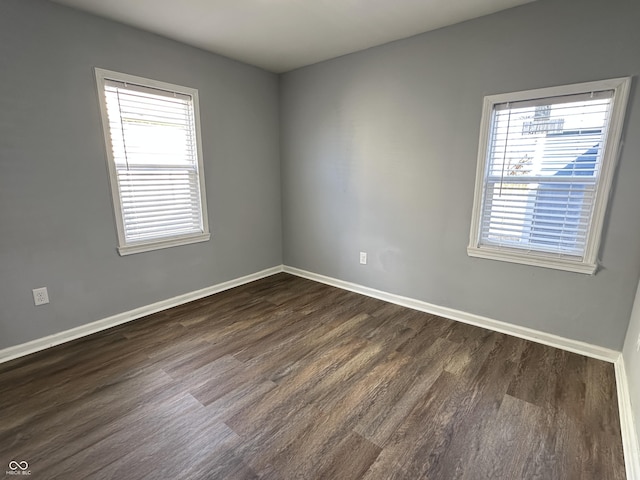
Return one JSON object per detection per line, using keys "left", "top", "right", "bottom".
{"left": 480, "top": 91, "right": 612, "bottom": 258}
{"left": 96, "top": 69, "right": 209, "bottom": 255}
{"left": 468, "top": 78, "right": 631, "bottom": 274}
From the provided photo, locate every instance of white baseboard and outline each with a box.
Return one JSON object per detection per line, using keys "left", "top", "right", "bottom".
{"left": 283, "top": 266, "right": 619, "bottom": 362}
{"left": 0, "top": 265, "right": 284, "bottom": 365}
{"left": 615, "top": 357, "right": 640, "bottom": 480}
{"left": 3, "top": 264, "right": 619, "bottom": 364}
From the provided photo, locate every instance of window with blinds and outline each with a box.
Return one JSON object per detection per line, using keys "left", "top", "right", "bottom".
{"left": 468, "top": 78, "right": 631, "bottom": 274}
{"left": 95, "top": 69, "right": 209, "bottom": 255}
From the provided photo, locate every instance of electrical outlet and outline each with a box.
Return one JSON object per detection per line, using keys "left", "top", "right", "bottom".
{"left": 636, "top": 333, "right": 640, "bottom": 352}
{"left": 32, "top": 287, "right": 49, "bottom": 306}
{"left": 359, "top": 252, "right": 367, "bottom": 265}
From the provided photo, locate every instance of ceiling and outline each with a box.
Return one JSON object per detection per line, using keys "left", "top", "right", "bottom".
{"left": 50, "top": 0, "right": 535, "bottom": 73}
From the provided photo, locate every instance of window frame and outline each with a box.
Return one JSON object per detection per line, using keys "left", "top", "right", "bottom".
{"left": 94, "top": 68, "right": 210, "bottom": 256}
{"left": 467, "top": 77, "right": 631, "bottom": 274}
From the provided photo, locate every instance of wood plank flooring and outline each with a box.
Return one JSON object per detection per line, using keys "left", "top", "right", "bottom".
{"left": 0, "top": 273, "right": 626, "bottom": 479}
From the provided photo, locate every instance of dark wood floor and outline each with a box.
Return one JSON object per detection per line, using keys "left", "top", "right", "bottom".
{"left": 0, "top": 273, "right": 626, "bottom": 479}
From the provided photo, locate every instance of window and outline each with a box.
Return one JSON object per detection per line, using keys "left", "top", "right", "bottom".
{"left": 95, "top": 68, "right": 209, "bottom": 255}
{"left": 468, "top": 78, "right": 631, "bottom": 274}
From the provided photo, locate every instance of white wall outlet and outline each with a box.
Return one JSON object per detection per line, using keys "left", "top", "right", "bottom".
{"left": 636, "top": 333, "right": 640, "bottom": 352}
{"left": 359, "top": 251, "right": 367, "bottom": 265}
{"left": 32, "top": 287, "right": 49, "bottom": 306}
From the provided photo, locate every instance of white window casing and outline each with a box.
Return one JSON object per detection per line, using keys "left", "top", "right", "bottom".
{"left": 95, "top": 68, "right": 210, "bottom": 255}
{"left": 468, "top": 77, "right": 631, "bottom": 274}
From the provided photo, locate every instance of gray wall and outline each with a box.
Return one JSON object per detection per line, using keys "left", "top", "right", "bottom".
{"left": 0, "top": 0, "right": 282, "bottom": 349}
{"left": 280, "top": 0, "right": 640, "bottom": 350}
{"left": 623, "top": 278, "right": 640, "bottom": 457}
{"left": 2, "top": 0, "right": 640, "bottom": 353}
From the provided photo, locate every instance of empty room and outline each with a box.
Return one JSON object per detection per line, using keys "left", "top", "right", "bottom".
{"left": 1, "top": 0, "right": 640, "bottom": 478}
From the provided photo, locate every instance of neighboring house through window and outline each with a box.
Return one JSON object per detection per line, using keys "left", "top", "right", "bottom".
{"left": 95, "top": 68, "right": 210, "bottom": 255}
{"left": 468, "top": 77, "right": 631, "bottom": 274}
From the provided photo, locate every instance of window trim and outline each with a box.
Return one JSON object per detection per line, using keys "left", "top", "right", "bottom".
{"left": 467, "top": 77, "right": 631, "bottom": 274}
{"left": 94, "top": 68, "right": 210, "bottom": 256}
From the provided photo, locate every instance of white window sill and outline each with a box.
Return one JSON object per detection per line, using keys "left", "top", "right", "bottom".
{"left": 467, "top": 245, "right": 597, "bottom": 275}
{"left": 118, "top": 232, "right": 211, "bottom": 256}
